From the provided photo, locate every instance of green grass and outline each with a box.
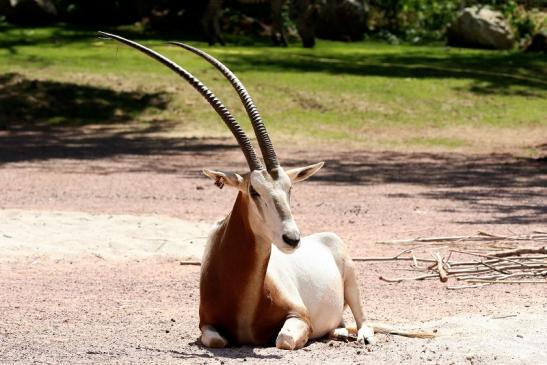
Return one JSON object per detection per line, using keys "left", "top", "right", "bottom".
{"left": 1, "top": 24, "right": 546, "bottom": 154}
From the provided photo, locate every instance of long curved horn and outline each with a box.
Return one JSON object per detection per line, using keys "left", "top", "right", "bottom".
{"left": 98, "top": 32, "right": 263, "bottom": 171}
{"left": 168, "top": 41, "right": 279, "bottom": 171}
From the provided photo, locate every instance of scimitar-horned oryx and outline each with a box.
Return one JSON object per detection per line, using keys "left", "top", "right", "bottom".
{"left": 99, "top": 32, "right": 433, "bottom": 350}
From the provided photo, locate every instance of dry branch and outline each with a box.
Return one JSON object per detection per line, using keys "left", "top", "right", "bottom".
{"left": 449, "top": 250, "right": 533, "bottom": 268}
{"left": 481, "top": 261, "right": 510, "bottom": 275}
{"left": 487, "top": 246, "right": 547, "bottom": 258}
{"left": 377, "top": 232, "right": 547, "bottom": 245}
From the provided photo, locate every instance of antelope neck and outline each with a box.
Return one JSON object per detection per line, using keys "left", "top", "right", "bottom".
{"left": 218, "top": 191, "right": 272, "bottom": 270}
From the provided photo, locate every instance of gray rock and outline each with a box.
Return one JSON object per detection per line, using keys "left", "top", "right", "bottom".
{"left": 447, "top": 6, "right": 514, "bottom": 50}
{"left": 316, "top": 0, "right": 367, "bottom": 41}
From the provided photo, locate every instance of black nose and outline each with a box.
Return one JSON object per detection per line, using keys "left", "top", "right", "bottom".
{"left": 282, "top": 233, "right": 300, "bottom": 247}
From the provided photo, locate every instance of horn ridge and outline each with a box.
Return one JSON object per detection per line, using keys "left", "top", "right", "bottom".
{"left": 98, "top": 32, "right": 263, "bottom": 171}
{"left": 168, "top": 41, "right": 279, "bottom": 170}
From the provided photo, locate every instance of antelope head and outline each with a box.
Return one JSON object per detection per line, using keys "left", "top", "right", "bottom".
{"left": 99, "top": 32, "right": 324, "bottom": 252}
{"left": 204, "top": 161, "right": 323, "bottom": 251}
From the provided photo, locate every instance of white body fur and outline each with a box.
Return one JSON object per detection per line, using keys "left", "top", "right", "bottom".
{"left": 268, "top": 233, "right": 347, "bottom": 339}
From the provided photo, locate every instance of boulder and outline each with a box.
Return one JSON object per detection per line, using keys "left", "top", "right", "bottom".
{"left": 4, "top": 0, "right": 57, "bottom": 24}
{"left": 447, "top": 6, "right": 514, "bottom": 50}
{"left": 525, "top": 30, "right": 547, "bottom": 53}
{"left": 316, "top": 0, "right": 367, "bottom": 41}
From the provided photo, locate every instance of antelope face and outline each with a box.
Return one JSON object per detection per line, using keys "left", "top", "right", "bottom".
{"left": 249, "top": 168, "right": 298, "bottom": 251}
{"left": 204, "top": 162, "right": 324, "bottom": 252}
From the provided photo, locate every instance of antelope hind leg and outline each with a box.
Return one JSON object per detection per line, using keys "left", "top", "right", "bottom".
{"left": 200, "top": 325, "right": 228, "bottom": 348}
{"left": 275, "top": 317, "right": 310, "bottom": 350}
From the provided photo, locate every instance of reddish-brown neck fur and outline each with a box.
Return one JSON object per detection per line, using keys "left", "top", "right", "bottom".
{"left": 199, "top": 192, "right": 271, "bottom": 342}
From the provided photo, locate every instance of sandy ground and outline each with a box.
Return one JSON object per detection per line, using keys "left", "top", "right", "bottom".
{"left": 0, "top": 210, "right": 208, "bottom": 263}
{"left": 1, "top": 127, "right": 546, "bottom": 364}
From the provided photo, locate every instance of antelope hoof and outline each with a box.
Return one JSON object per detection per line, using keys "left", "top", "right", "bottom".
{"left": 276, "top": 317, "right": 310, "bottom": 350}
{"left": 329, "top": 327, "right": 350, "bottom": 341}
{"left": 357, "top": 325, "right": 375, "bottom": 345}
{"left": 276, "top": 329, "right": 308, "bottom": 350}
{"left": 276, "top": 332, "right": 297, "bottom": 350}
{"left": 200, "top": 326, "right": 228, "bottom": 348}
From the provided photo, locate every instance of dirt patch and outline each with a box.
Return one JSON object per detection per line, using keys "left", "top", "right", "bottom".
{"left": 0, "top": 127, "right": 545, "bottom": 364}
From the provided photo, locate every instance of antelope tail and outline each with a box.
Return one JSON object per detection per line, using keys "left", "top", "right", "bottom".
{"left": 367, "top": 322, "right": 437, "bottom": 339}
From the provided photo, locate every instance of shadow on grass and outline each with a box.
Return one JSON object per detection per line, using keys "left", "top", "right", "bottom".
{"left": 0, "top": 72, "right": 243, "bottom": 168}
{"left": 221, "top": 51, "right": 547, "bottom": 97}
{"left": 0, "top": 72, "right": 168, "bottom": 128}
{"left": 0, "top": 73, "right": 241, "bottom": 168}
{"left": 2, "top": 24, "right": 546, "bottom": 96}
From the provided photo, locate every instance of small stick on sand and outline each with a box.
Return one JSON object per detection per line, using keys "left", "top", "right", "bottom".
{"left": 447, "top": 283, "right": 492, "bottom": 290}
{"left": 434, "top": 253, "right": 448, "bottom": 282}
{"left": 465, "top": 279, "right": 547, "bottom": 284}
{"left": 412, "top": 254, "right": 419, "bottom": 268}
{"left": 353, "top": 245, "right": 436, "bottom": 263}
{"left": 491, "top": 314, "right": 518, "bottom": 319}
{"left": 379, "top": 274, "right": 438, "bottom": 283}
{"left": 179, "top": 260, "right": 201, "bottom": 266}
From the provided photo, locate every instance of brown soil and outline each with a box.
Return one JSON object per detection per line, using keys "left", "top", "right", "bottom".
{"left": 0, "top": 126, "right": 546, "bottom": 364}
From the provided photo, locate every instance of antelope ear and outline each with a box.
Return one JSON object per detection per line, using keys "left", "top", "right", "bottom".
{"left": 286, "top": 162, "right": 324, "bottom": 183}
{"left": 203, "top": 169, "right": 244, "bottom": 189}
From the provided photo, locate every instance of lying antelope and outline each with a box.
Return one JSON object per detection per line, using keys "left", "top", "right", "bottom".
{"left": 100, "top": 32, "right": 433, "bottom": 349}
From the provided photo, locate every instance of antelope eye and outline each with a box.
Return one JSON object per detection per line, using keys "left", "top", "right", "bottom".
{"left": 249, "top": 186, "right": 260, "bottom": 198}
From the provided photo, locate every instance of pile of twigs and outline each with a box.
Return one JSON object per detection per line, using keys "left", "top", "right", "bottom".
{"left": 356, "top": 231, "right": 547, "bottom": 290}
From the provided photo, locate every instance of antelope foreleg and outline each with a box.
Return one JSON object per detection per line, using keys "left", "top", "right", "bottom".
{"left": 343, "top": 259, "right": 375, "bottom": 345}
